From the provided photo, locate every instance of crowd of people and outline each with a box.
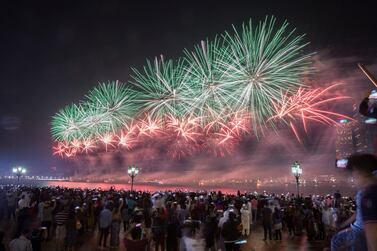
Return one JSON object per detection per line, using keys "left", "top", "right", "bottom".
{"left": 0, "top": 185, "right": 363, "bottom": 251}
{"left": 0, "top": 154, "right": 376, "bottom": 251}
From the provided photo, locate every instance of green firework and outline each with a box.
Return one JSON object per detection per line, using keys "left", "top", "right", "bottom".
{"left": 220, "top": 16, "right": 313, "bottom": 136}
{"left": 52, "top": 16, "right": 314, "bottom": 143}
{"left": 130, "top": 57, "right": 193, "bottom": 119}
{"left": 183, "top": 38, "right": 238, "bottom": 124}
{"left": 85, "top": 81, "right": 138, "bottom": 132}
{"left": 51, "top": 103, "right": 86, "bottom": 141}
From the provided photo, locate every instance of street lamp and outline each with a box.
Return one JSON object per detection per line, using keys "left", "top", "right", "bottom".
{"left": 12, "top": 166, "right": 27, "bottom": 182}
{"left": 291, "top": 161, "right": 302, "bottom": 197}
{"left": 127, "top": 166, "right": 139, "bottom": 191}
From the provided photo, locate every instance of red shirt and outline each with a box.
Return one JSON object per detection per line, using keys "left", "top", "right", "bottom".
{"left": 251, "top": 199, "right": 258, "bottom": 209}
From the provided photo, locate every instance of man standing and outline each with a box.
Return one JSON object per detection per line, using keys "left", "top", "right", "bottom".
{"left": 9, "top": 228, "right": 32, "bottom": 251}
{"left": 261, "top": 203, "right": 272, "bottom": 241}
{"left": 98, "top": 204, "right": 112, "bottom": 248}
{"left": 55, "top": 206, "right": 69, "bottom": 251}
{"left": 221, "top": 212, "right": 240, "bottom": 251}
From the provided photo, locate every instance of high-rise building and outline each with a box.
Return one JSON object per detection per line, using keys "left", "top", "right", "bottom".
{"left": 335, "top": 104, "right": 377, "bottom": 159}
{"left": 352, "top": 104, "right": 369, "bottom": 154}
{"left": 335, "top": 119, "right": 354, "bottom": 159}
{"left": 364, "top": 121, "right": 377, "bottom": 154}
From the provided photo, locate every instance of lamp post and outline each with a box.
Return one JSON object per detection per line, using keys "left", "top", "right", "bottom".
{"left": 127, "top": 166, "right": 139, "bottom": 191}
{"left": 291, "top": 161, "right": 302, "bottom": 197}
{"left": 12, "top": 166, "right": 26, "bottom": 182}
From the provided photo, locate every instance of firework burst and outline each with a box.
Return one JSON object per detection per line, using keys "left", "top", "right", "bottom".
{"left": 117, "top": 121, "right": 139, "bottom": 150}
{"left": 51, "top": 16, "right": 351, "bottom": 159}
{"left": 183, "top": 39, "right": 238, "bottom": 124}
{"left": 269, "top": 83, "right": 353, "bottom": 142}
{"left": 131, "top": 58, "right": 192, "bottom": 119}
{"left": 220, "top": 16, "right": 313, "bottom": 136}
{"left": 51, "top": 104, "right": 86, "bottom": 141}
{"left": 85, "top": 81, "right": 138, "bottom": 133}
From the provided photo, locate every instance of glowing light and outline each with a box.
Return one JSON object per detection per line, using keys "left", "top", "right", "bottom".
{"left": 365, "top": 118, "right": 377, "bottom": 124}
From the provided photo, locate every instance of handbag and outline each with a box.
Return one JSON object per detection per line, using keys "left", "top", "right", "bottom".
{"left": 274, "top": 222, "right": 282, "bottom": 230}
{"left": 76, "top": 220, "right": 82, "bottom": 230}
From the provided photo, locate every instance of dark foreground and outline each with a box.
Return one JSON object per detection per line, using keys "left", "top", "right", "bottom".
{"left": 0, "top": 218, "right": 326, "bottom": 251}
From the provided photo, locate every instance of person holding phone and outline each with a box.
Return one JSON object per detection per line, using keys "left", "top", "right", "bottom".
{"left": 330, "top": 154, "right": 377, "bottom": 251}
{"left": 124, "top": 223, "right": 149, "bottom": 251}
{"left": 359, "top": 90, "right": 377, "bottom": 118}
{"left": 348, "top": 154, "right": 377, "bottom": 251}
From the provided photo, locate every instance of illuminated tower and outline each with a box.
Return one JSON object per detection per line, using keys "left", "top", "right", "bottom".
{"left": 364, "top": 124, "right": 377, "bottom": 154}
{"left": 352, "top": 104, "right": 369, "bottom": 153}
{"left": 335, "top": 119, "right": 354, "bottom": 159}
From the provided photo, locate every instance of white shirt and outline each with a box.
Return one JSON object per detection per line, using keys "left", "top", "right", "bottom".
{"left": 18, "top": 199, "right": 28, "bottom": 209}
{"left": 322, "top": 209, "right": 331, "bottom": 226}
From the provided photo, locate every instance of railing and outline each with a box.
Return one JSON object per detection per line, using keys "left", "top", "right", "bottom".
{"left": 0, "top": 176, "right": 70, "bottom": 181}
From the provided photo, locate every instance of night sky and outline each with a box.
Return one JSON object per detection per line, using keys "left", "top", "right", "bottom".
{"left": 1, "top": 1, "right": 376, "bottom": 175}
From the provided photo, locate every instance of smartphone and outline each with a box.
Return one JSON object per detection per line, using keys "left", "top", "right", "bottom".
{"left": 235, "top": 240, "right": 247, "bottom": 245}
{"left": 336, "top": 159, "right": 348, "bottom": 169}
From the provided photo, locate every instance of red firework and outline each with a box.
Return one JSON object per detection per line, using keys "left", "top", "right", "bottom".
{"left": 99, "top": 133, "right": 116, "bottom": 152}
{"left": 117, "top": 122, "right": 139, "bottom": 150}
{"left": 269, "top": 83, "right": 353, "bottom": 142}
{"left": 137, "top": 115, "right": 163, "bottom": 138}
{"left": 82, "top": 138, "right": 96, "bottom": 153}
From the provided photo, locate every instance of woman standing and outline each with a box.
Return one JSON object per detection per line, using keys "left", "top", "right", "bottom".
{"left": 240, "top": 204, "right": 250, "bottom": 236}
{"left": 110, "top": 198, "right": 123, "bottom": 248}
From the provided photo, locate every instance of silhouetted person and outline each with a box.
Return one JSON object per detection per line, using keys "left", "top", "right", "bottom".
{"left": 262, "top": 204, "right": 272, "bottom": 240}
{"left": 124, "top": 226, "right": 149, "bottom": 251}
{"left": 221, "top": 212, "right": 240, "bottom": 251}
{"left": 98, "top": 204, "right": 112, "bottom": 248}
{"left": 272, "top": 207, "right": 282, "bottom": 240}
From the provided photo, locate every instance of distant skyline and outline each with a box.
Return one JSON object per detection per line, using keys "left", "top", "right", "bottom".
{"left": 0, "top": 1, "right": 376, "bottom": 175}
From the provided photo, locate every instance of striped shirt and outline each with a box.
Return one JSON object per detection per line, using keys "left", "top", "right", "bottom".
{"left": 55, "top": 211, "right": 69, "bottom": 225}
